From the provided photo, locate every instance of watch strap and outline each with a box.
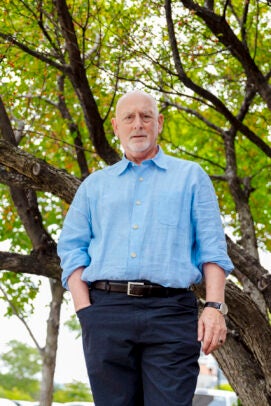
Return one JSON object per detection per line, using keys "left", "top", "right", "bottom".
{"left": 204, "top": 301, "right": 228, "bottom": 315}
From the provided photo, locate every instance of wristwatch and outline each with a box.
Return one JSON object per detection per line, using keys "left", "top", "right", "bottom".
{"left": 204, "top": 301, "right": 228, "bottom": 315}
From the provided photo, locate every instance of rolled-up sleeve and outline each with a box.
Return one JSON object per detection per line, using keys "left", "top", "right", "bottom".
{"left": 57, "top": 182, "right": 92, "bottom": 290}
{"left": 192, "top": 168, "right": 234, "bottom": 275}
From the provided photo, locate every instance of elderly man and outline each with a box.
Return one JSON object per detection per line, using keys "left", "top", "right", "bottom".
{"left": 57, "top": 90, "right": 233, "bottom": 406}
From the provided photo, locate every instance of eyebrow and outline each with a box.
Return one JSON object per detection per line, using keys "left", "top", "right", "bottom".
{"left": 120, "top": 110, "right": 154, "bottom": 117}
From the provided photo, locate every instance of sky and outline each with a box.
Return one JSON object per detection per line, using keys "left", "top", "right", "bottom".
{"left": 0, "top": 243, "right": 270, "bottom": 386}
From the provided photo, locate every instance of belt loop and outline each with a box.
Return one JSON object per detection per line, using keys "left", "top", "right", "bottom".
{"left": 105, "top": 280, "right": 111, "bottom": 293}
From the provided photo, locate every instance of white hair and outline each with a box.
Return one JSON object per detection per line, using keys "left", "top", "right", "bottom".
{"left": 115, "top": 90, "right": 159, "bottom": 116}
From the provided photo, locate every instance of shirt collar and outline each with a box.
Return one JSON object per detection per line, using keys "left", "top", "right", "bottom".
{"left": 113, "top": 146, "right": 168, "bottom": 176}
{"left": 151, "top": 146, "right": 168, "bottom": 170}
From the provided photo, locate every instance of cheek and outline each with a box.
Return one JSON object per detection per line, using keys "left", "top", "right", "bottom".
{"left": 148, "top": 123, "right": 157, "bottom": 133}
{"left": 149, "top": 128, "right": 158, "bottom": 138}
{"left": 118, "top": 134, "right": 128, "bottom": 145}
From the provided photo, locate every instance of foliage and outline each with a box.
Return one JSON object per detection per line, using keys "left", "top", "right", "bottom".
{"left": 0, "top": 385, "right": 34, "bottom": 400}
{"left": 0, "top": 375, "right": 40, "bottom": 401}
{"left": 1, "top": 340, "right": 42, "bottom": 378}
{"left": 0, "top": 340, "right": 41, "bottom": 399}
{"left": 53, "top": 381, "right": 93, "bottom": 402}
{"left": 0, "top": 274, "right": 41, "bottom": 318}
{"left": 64, "top": 314, "right": 81, "bottom": 339}
{"left": 216, "top": 383, "right": 235, "bottom": 392}
{"left": 1, "top": 0, "right": 270, "bottom": 251}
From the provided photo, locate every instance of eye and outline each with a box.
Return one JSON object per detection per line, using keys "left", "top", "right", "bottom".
{"left": 123, "top": 115, "right": 134, "bottom": 123}
{"left": 142, "top": 114, "right": 152, "bottom": 122}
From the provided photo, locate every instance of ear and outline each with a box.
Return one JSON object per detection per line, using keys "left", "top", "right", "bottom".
{"left": 111, "top": 118, "right": 119, "bottom": 137}
{"left": 158, "top": 114, "right": 164, "bottom": 133}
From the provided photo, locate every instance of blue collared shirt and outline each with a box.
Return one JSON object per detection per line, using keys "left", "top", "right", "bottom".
{"left": 58, "top": 148, "right": 233, "bottom": 289}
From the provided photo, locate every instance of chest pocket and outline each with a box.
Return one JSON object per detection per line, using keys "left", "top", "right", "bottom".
{"left": 156, "top": 193, "right": 181, "bottom": 226}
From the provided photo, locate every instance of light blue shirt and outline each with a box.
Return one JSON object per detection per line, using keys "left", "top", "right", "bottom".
{"left": 58, "top": 148, "right": 233, "bottom": 290}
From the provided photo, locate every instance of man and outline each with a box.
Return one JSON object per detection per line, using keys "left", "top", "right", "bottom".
{"left": 57, "top": 90, "right": 233, "bottom": 406}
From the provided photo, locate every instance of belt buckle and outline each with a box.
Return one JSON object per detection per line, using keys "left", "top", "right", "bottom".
{"left": 127, "top": 281, "right": 144, "bottom": 297}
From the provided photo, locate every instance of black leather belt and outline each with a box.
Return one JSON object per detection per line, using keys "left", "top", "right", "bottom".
{"left": 91, "top": 280, "right": 191, "bottom": 298}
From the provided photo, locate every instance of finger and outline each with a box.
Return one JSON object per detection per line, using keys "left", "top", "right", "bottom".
{"left": 201, "top": 329, "right": 215, "bottom": 354}
{"left": 199, "top": 308, "right": 227, "bottom": 354}
{"left": 197, "top": 318, "right": 204, "bottom": 342}
{"left": 201, "top": 323, "right": 226, "bottom": 354}
{"left": 202, "top": 336, "right": 217, "bottom": 355}
{"left": 207, "top": 334, "right": 227, "bottom": 354}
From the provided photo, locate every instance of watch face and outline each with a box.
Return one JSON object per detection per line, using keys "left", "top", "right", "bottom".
{"left": 220, "top": 303, "right": 228, "bottom": 315}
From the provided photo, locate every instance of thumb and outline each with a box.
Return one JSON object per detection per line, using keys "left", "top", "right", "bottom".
{"left": 197, "top": 317, "right": 204, "bottom": 342}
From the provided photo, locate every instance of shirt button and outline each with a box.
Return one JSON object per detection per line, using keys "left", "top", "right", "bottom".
{"left": 132, "top": 224, "right": 139, "bottom": 230}
{"left": 135, "top": 200, "right": 141, "bottom": 205}
{"left": 139, "top": 177, "right": 144, "bottom": 181}
{"left": 131, "top": 252, "right": 137, "bottom": 258}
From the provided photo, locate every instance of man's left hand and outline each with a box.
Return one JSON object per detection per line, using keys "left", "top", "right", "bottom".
{"left": 198, "top": 307, "right": 227, "bottom": 355}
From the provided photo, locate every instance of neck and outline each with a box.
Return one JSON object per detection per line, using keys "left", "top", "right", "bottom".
{"left": 126, "top": 145, "right": 159, "bottom": 165}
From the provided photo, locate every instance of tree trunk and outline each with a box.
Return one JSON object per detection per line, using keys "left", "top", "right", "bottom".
{"left": 39, "top": 279, "right": 65, "bottom": 406}
{"left": 53, "top": 0, "right": 120, "bottom": 166}
{"left": 1, "top": 95, "right": 64, "bottom": 404}
{"left": 215, "top": 332, "right": 270, "bottom": 406}
{"left": 219, "top": 281, "right": 271, "bottom": 405}
{"left": 196, "top": 280, "right": 271, "bottom": 405}
{"left": 224, "top": 133, "right": 267, "bottom": 316}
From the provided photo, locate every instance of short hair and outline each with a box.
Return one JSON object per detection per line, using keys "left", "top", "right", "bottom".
{"left": 115, "top": 90, "right": 159, "bottom": 116}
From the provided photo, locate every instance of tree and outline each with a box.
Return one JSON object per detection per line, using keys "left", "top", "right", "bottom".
{"left": 0, "top": 1, "right": 270, "bottom": 405}
{"left": 161, "top": 2, "right": 271, "bottom": 404}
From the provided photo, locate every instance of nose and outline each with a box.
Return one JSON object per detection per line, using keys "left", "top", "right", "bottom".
{"left": 133, "top": 114, "right": 143, "bottom": 129}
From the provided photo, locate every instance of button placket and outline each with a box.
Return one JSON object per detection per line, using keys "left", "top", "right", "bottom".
{"left": 128, "top": 167, "right": 148, "bottom": 270}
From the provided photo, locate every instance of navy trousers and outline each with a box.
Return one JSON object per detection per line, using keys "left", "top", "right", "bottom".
{"left": 77, "top": 289, "right": 200, "bottom": 406}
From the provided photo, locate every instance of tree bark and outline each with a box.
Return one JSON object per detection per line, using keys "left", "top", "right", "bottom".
{"left": 164, "top": 2, "right": 271, "bottom": 403}
{"left": 53, "top": 0, "right": 120, "bottom": 165}
{"left": 195, "top": 280, "right": 271, "bottom": 405}
{"left": 179, "top": 0, "right": 271, "bottom": 109}
{"left": 0, "top": 251, "right": 61, "bottom": 280}
{"left": 0, "top": 96, "right": 65, "bottom": 405}
{"left": 39, "top": 279, "right": 65, "bottom": 406}
{"left": 164, "top": 0, "right": 271, "bottom": 158}
{"left": 0, "top": 139, "right": 80, "bottom": 204}
{"left": 226, "top": 236, "right": 271, "bottom": 311}
{"left": 224, "top": 131, "right": 267, "bottom": 316}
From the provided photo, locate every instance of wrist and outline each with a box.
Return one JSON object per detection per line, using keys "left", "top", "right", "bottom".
{"left": 204, "top": 301, "right": 228, "bottom": 315}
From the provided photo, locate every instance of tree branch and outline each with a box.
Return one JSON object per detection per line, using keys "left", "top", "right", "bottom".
{"left": 57, "top": 75, "right": 89, "bottom": 180}
{"left": 0, "top": 284, "right": 44, "bottom": 353}
{"left": 226, "top": 235, "right": 271, "bottom": 311}
{"left": 0, "top": 251, "right": 61, "bottom": 280}
{"left": 164, "top": 0, "right": 271, "bottom": 158}
{"left": 0, "top": 139, "right": 80, "bottom": 204}
{"left": 178, "top": 0, "right": 271, "bottom": 109}
{"left": 0, "top": 32, "right": 68, "bottom": 73}
{"left": 53, "top": 0, "right": 120, "bottom": 165}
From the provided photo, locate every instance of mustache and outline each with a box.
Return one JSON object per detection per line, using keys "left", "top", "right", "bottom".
{"left": 129, "top": 133, "right": 147, "bottom": 138}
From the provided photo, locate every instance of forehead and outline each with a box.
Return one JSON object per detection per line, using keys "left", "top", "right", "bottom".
{"left": 116, "top": 94, "right": 156, "bottom": 116}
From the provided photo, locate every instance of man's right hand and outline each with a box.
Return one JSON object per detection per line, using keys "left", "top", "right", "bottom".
{"left": 67, "top": 267, "right": 91, "bottom": 312}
